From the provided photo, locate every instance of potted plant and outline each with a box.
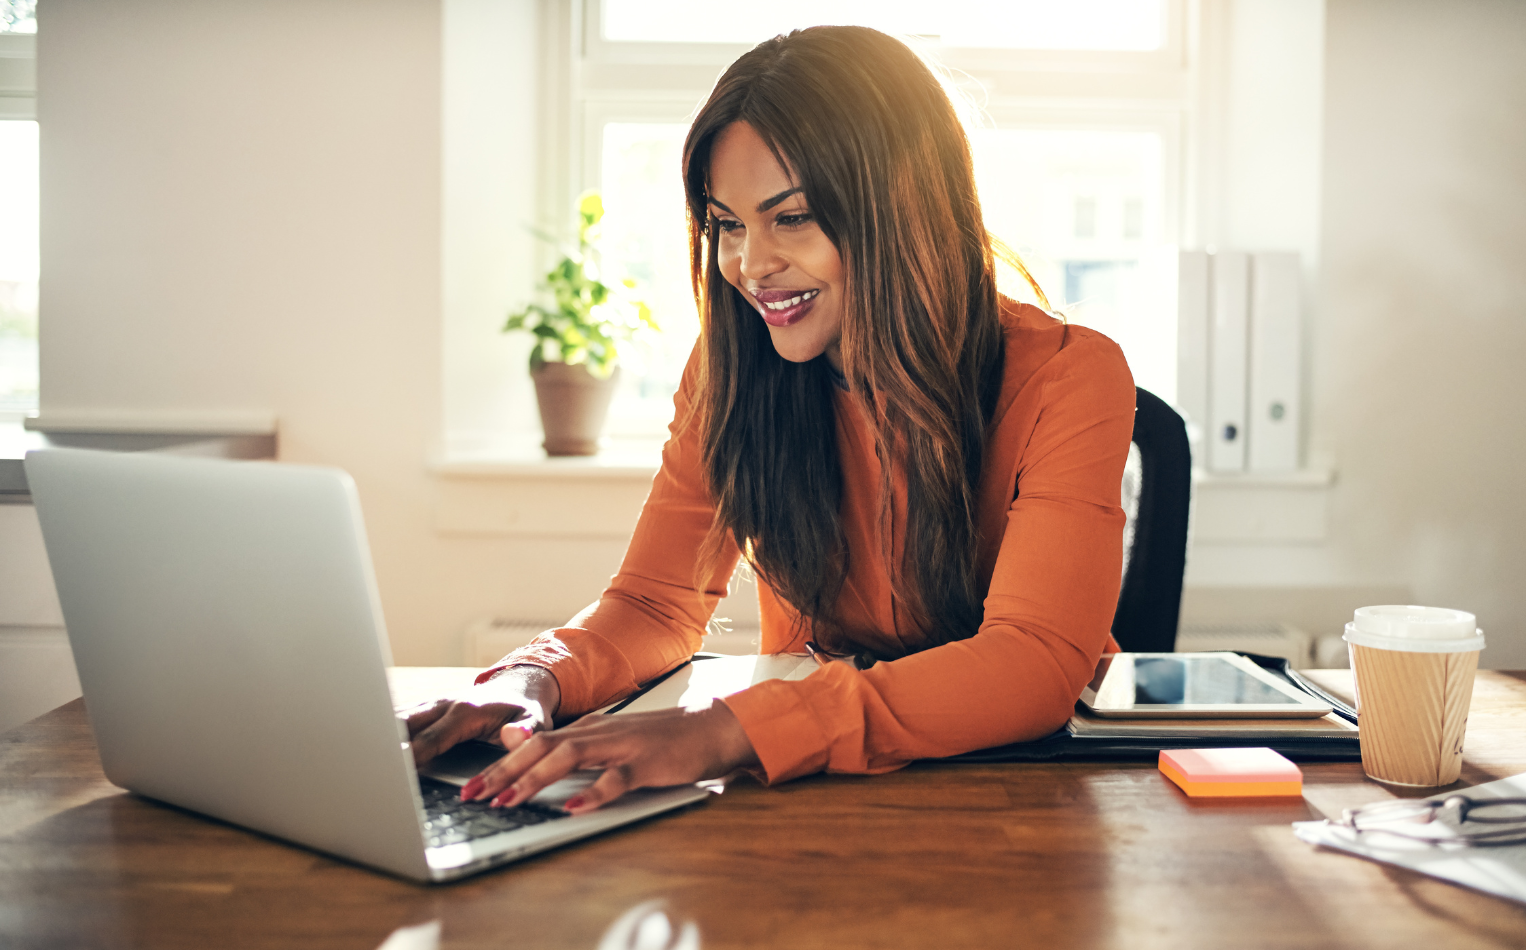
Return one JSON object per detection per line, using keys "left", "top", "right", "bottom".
{"left": 505, "top": 192, "right": 657, "bottom": 456}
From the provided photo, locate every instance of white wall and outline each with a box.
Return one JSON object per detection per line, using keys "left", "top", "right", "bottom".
{"left": 1309, "top": 0, "right": 1526, "bottom": 667}
{"left": 37, "top": 0, "right": 456, "bottom": 663}
{"left": 1199, "top": 0, "right": 1326, "bottom": 260}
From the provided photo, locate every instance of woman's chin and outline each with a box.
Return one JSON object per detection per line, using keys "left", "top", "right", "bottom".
{"left": 765, "top": 330, "right": 830, "bottom": 364}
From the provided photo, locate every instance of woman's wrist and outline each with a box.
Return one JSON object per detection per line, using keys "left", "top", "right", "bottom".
{"left": 488, "top": 663, "right": 562, "bottom": 720}
{"left": 708, "top": 700, "right": 761, "bottom": 773}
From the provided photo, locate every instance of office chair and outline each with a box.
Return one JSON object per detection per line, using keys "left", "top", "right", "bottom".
{"left": 1110, "top": 387, "right": 1191, "bottom": 653}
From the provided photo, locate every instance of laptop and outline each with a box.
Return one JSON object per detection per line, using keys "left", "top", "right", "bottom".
{"left": 24, "top": 447, "right": 709, "bottom": 883}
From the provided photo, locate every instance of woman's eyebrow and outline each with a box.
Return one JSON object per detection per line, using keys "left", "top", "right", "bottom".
{"left": 706, "top": 187, "right": 804, "bottom": 217}
{"left": 756, "top": 187, "right": 803, "bottom": 212}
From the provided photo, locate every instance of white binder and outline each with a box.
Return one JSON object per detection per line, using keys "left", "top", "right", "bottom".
{"left": 1208, "top": 251, "right": 1249, "bottom": 472}
{"left": 1175, "top": 250, "right": 1210, "bottom": 453}
{"left": 1248, "top": 252, "right": 1302, "bottom": 471}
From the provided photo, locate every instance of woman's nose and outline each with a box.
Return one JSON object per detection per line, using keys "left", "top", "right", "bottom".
{"left": 738, "top": 232, "right": 785, "bottom": 281}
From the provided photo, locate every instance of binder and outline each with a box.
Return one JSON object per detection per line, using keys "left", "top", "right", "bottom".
{"left": 1248, "top": 252, "right": 1302, "bottom": 471}
{"left": 1175, "top": 250, "right": 1210, "bottom": 450}
{"left": 1208, "top": 251, "right": 1249, "bottom": 472}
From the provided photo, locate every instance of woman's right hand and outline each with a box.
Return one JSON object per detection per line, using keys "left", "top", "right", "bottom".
{"left": 400, "top": 665, "right": 561, "bottom": 766}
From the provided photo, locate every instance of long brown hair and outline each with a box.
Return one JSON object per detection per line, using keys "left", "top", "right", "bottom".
{"left": 683, "top": 26, "right": 1012, "bottom": 652}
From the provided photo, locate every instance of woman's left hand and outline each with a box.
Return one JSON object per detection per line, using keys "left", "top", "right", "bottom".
{"left": 457, "top": 700, "right": 760, "bottom": 814}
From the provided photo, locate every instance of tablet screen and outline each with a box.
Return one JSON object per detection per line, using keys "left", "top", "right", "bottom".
{"left": 1080, "top": 652, "right": 1328, "bottom": 718}
{"left": 1127, "top": 656, "right": 1300, "bottom": 705}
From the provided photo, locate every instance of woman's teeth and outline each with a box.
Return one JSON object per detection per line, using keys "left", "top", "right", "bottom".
{"left": 762, "top": 290, "right": 819, "bottom": 311}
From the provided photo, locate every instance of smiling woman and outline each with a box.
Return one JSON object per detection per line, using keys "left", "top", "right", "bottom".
{"left": 403, "top": 25, "right": 1135, "bottom": 813}
{"left": 706, "top": 125, "right": 844, "bottom": 364}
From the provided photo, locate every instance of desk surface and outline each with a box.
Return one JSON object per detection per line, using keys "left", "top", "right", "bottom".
{"left": 3, "top": 669, "right": 1525, "bottom": 949}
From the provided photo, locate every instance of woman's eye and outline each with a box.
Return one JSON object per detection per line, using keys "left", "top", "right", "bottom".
{"left": 712, "top": 218, "right": 742, "bottom": 234}
{"left": 777, "top": 212, "right": 815, "bottom": 229}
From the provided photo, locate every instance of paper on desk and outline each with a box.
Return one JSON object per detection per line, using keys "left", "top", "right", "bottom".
{"left": 1293, "top": 772, "right": 1526, "bottom": 906}
{"left": 376, "top": 920, "right": 440, "bottom": 950}
{"left": 612, "top": 654, "right": 817, "bottom": 715}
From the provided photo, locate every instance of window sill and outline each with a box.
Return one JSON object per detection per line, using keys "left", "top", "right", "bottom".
{"left": 429, "top": 438, "right": 663, "bottom": 538}
{"left": 430, "top": 444, "right": 662, "bottom": 480}
{"left": 429, "top": 446, "right": 1337, "bottom": 543}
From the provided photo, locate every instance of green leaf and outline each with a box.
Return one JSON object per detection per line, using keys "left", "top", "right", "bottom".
{"left": 578, "top": 190, "right": 604, "bottom": 224}
{"left": 502, "top": 188, "right": 664, "bottom": 373}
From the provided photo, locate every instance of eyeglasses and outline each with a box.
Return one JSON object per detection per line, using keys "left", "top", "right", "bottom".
{"left": 1336, "top": 795, "right": 1526, "bottom": 847}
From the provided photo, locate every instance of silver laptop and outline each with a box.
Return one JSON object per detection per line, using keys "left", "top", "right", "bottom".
{"left": 24, "top": 447, "right": 708, "bottom": 883}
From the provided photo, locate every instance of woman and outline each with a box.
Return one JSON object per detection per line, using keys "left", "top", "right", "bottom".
{"left": 404, "top": 26, "right": 1135, "bottom": 813}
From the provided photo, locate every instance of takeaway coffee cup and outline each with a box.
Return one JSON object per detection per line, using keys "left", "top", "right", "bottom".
{"left": 1344, "top": 605, "right": 1486, "bottom": 786}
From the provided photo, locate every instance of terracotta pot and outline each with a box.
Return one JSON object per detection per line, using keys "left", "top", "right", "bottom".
{"left": 531, "top": 362, "right": 619, "bottom": 456}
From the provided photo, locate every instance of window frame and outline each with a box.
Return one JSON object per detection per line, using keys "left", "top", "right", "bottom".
{"left": 0, "top": 31, "right": 37, "bottom": 424}
{"left": 583, "top": 0, "right": 1188, "bottom": 72}
{"left": 0, "top": 33, "right": 35, "bottom": 120}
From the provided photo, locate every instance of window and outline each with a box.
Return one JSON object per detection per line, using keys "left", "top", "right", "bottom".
{"left": 0, "top": 1, "right": 33, "bottom": 35}
{"left": 560, "top": 0, "right": 1192, "bottom": 434}
{"left": 968, "top": 127, "right": 1177, "bottom": 400}
{"left": 598, "top": 122, "right": 694, "bottom": 436}
{"left": 0, "top": 4, "right": 38, "bottom": 419}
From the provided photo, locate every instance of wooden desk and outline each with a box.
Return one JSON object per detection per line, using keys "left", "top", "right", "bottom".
{"left": 3, "top": 669, "right": 1525, "bottom": 949}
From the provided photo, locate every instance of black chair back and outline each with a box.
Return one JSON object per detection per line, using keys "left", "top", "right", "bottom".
{"left": 1111, "top": 387, "right": 1191, "bottom": 652}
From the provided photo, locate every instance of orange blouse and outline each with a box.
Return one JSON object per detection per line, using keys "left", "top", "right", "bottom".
{"left": 480, "top": 302, "right": 1136, "bottom": 784}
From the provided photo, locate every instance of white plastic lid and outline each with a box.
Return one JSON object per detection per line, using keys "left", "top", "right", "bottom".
{"left": 1342, "top": 605, "right": 1486, "bottom": 653}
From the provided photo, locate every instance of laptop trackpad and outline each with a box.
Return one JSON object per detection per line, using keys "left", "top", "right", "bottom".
{"left": 417, "top": 740, "right": 599, "bottom": 807}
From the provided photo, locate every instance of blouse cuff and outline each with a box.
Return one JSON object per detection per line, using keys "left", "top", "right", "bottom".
{"left": 473, "top": 628, "right": 636, "bottom": 717}
{"left": 720, "top": 678, "right": 835, "bottom": 784}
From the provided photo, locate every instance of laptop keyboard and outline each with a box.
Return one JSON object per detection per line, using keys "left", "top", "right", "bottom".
{"left": 418, "top": 776, "right": 569, "bottom": 849}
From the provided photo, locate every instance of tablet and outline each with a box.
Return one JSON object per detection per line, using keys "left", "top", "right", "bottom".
{"left": 1078, "top": 652, "right": 1334, "bottom": 719}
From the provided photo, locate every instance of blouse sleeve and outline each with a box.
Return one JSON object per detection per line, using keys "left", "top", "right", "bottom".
{"left": 474, "top": 351, "right": 740, "bottom": 716}
{"left": 720, "top": 334, "right": 1136, "bottom": 782}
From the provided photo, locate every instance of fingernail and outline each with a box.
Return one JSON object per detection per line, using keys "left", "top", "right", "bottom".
{"left": 460, "top": 777, "right": 482, "bottom": 801}
{"left": 564, "top": 795, "right": 586, "bottom": 811}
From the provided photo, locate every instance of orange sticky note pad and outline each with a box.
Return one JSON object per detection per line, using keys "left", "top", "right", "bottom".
{"left": 1158, "top": 748, "right": 1303, "bottom": 798}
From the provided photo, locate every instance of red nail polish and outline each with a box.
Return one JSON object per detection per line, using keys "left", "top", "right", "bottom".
{"left": 460, "top": 778, "right": 480, "bottom": 800}
{"left": 564, "top": 795, "right": 585, "bottom": 811}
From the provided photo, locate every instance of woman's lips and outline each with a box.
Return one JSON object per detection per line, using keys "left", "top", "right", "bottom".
{"left": 750, "top": 288, "right": 820, "bottom": 328}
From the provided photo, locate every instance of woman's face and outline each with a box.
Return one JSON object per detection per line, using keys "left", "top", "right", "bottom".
{"left": 707, "top": 121, "right": 845, "bottom": 370}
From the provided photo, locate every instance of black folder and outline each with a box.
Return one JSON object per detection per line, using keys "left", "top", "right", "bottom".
{"left": 939, "top": 654, "right": 1362, "bottom": 764}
